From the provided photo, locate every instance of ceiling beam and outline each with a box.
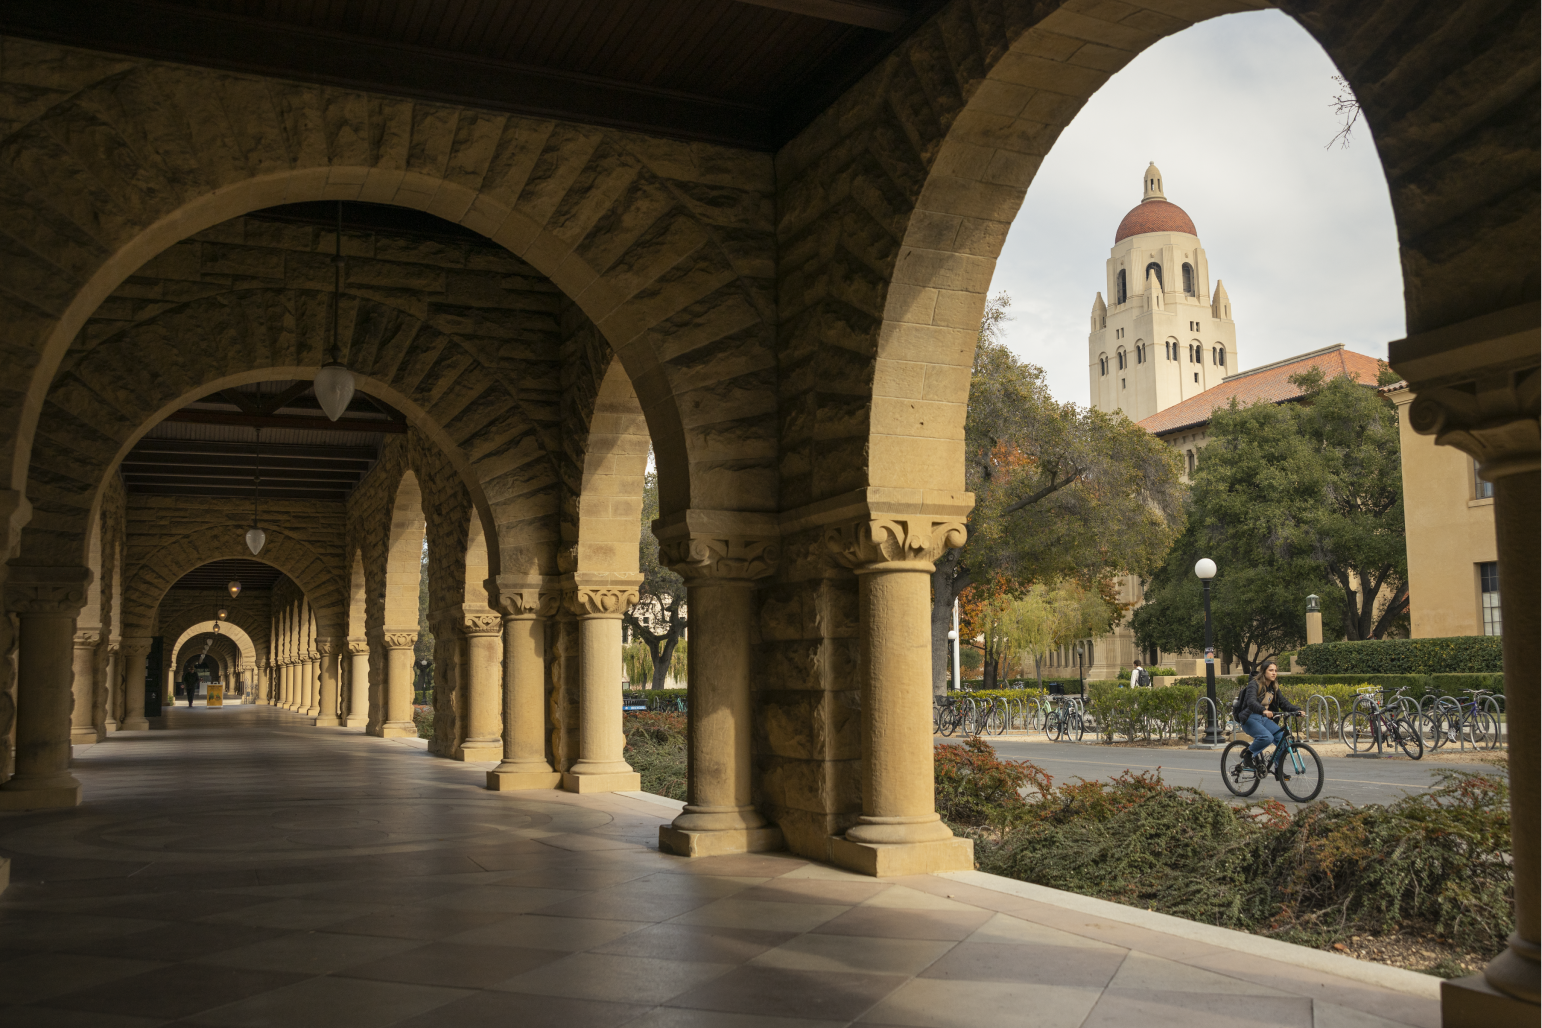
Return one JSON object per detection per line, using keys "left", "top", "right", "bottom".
{"left": 121, "top": 455, "right": 374, "bottom": 472}
{"left": 131, "top": 439, "right": 380, "bottom": 461}
{"left": 0, "top": 0, "right": 779, "bottom": 150}
{"left": 161, "top": 410, "right": 405, "bottom": 434}
{"left": 128, "top": 485, "right": 349, "bottom": 501}
{"left": 122, "top": 469, "right": 363, "bottom": 485}
{"left": 731, "top": 0, "right": 910, "bottom": 31}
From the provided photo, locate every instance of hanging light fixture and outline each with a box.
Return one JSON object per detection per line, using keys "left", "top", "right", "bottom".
{"left": 314, "top": 200, "right": 356, "bottom": 421}
{"left": 227, "top": 580, "right": 242, "bottom": 599}
{"left": 216, "top": 608, "right": 228, "bottom": 620}
{"left": 246, "top": 427, "right": 266, "bottom": 555}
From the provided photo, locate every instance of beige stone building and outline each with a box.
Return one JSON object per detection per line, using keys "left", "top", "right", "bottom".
{"left": 1386, "top": 382, "right": 1501, "bottom": 638}
{"left": 0, "top": 3, "right": 1530, "bottom": 1018}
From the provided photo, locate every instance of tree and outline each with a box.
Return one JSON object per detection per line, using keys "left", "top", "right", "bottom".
{"left": 623, "top": 468, "right": 687, "bottom": 690}
{"left": 963, "top": 578, "right": 1118, "bottom": 688}
{"left": 931, "top": 293, "right": 1186, "bottom": 692}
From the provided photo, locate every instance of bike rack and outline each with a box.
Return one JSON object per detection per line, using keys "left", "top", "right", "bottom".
{"left": 1306, "top": 693, "right": 1340, "bottom": 743}
{"left": 1192, "top": 695, "right": 1218, "bottom": 746}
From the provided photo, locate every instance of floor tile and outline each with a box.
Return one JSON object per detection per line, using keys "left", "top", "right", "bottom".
{"left": 412, "top": 884, "right": 587, "bottom": 913}
{"left": 810, "top": 904, "right": 992, "bottom": 941}
{"left": 442, "top": 913, "right": 650, "bottom": 951}
{"left": 191, "top": 931, "right": 421, "bottom": 973}
{"left": 623, "top": 1009, "right": 847, "bottom": 1028}
{"left": 671, "top": 897, "right": 850, "bottom": 933}
{"left": 1107, "top": 950, "right": 1294, "bottom": 996}
{"left": 858, "top": 978, "right": 1104, "bottom": 1028}
{"left": 389, "top": 989, "right": 649, "bottom": 1028}
{"left": 666, "top": 964, "right": 907, "bottom": 1021}
{"left": 0, "top": 951, "right": 165, "bottom": 1004}
{"left": 200, "top": 897, "right": 385, "bottom": 930}
{"left": 0, "top": 911, "right": 169, "bottom": 950}
{"left": 732, "top": 878, "right": 892, "bottom": 907}
{"left": 920, "top": 939, "right": 1126, "bottom": 987}
{"left": 336, "top": 941, "right": 567, "bottom": 988}
{"left": 324, "top": 907, "right": 511, "bottom": 940}
{"left": 0, "top": 1007, "right": 170, "bottom": 1027}
{"left": 1080, "top": 988, "right": 1313, "bottom": 1028}
{"left": 752, "top": 933, "right": 956, "bottom": 976}
{"left": 98, "top": 891, "right": 275, "bottom": 922}
{"left": 494, "top": 950, "right": 734, "bottom": 1004}
{"left": 62, "top": 920, "right": 288, "bottom": 961}
{"left": 590, "top": 923, "right": 796, "bottom": 964}
{"left": 41, "top": 962, "right": 309, "bottom": 1020}
{"left": 182, "top": 973, "right": 471, "bottom": 1028}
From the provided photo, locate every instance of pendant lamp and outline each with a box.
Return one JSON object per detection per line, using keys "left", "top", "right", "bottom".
{"left": 317, "top": 200, "right": 356, "bottom": 421}
{"left": 247, "top": 427, "right": 266, "bottom": 555}
{"left": 227, "top": 580, "right": 242, "bottom": 599}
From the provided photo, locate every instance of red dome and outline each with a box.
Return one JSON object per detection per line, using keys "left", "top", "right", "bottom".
{"left": 1114, "top": 199, "right": 1197, "bottom": 242}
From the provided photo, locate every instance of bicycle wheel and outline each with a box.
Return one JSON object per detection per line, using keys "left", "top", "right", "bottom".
{"left": 939, "top": 706, "right": 958, "bottom": 737}
{"left": 1220, "top": 742, "right": 1261, "bottom": 797}
{"left": 1472, "top": 710, "right": 1500, "bottom": 750}
{"left": 1045, "top": 711, "right": 1064, "bottom": 742}
{"left": 1393, "top": 718, "right": 1424, "bottom": 760}
{"left": 1415, "top": 711, "right": 1444, "bottom": 750}
{"left": 987, "top": 701, "right": 1007, "bottom": 736}
{"left": 1342, "top": 710, "right": 1377, "bottom": 752}
{"left": 1278, "top": 742, "right": 1324, "bottom": 802}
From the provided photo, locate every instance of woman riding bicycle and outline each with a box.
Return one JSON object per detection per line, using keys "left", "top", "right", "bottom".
{"left": 1239, "top": 660, "right": 1301, "bottom": 770}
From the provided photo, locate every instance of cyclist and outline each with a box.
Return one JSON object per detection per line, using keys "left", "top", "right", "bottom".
{"left": 1237, "top": 659, "right": 1301, "bottom": 771}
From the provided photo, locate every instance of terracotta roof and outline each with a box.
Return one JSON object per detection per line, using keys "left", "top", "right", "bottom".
{"left": 1115, "top": 199, "right": 1197, "bottom": 242}
{"left": 1138, "top": 345, "right": 1383, "bottom": 436}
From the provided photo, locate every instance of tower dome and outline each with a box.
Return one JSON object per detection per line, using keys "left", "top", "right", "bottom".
{"left": 1114, "top": 162, "right": 1196, "bottom": 242}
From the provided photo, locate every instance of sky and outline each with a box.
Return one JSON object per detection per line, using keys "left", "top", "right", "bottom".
{"left": 987, "top": 9, "right": 1406, "bottom": 405}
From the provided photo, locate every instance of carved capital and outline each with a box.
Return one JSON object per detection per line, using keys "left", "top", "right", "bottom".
{"left": 315, "top": 639, "right": 342, "bottom": 656}
{"left": 825, "top": 517, "right": 967, "bottom": 571}
{"left": 347, "top": 637, "right": 369, "bottom": 655}
{"left": 4, "top": 565, "right": 92, "bottom": 617}
{"left": 120, "top": 636, "right": 153, "bottom": 659}
{"left": 564, "top": 586, "right": 640, "bottom": 619}
{"left": 659, "top": 534, "right": 780, "bottom": 582}
{"left": 488, "top": 575, "right": 559, "bottom": 619}
{"left": 1407, "top": 375, "right": 1540, "bottom": 481}
{"left": 461, "top": 613, "right": 503, "bottom": 637}
{"left": 74, "top": 629, "right": 102, "bottom": 648}
{"left": 381, "top": 632, "right": 417, "bottom": 650}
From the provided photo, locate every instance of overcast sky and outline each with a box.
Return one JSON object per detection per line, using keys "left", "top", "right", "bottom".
{"left": 987, "top": 9, "right": 1405, "bottom": 405}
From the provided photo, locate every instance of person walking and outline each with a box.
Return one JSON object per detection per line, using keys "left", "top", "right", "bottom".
{"left": 1129, "top": 661, "right": 1150, "bottom": 689}
{"left": 181, "top": 667, "right": 199, "bottom": 707}
{"left": 1238, "top": 659, "right": 1299, "bottom": 770}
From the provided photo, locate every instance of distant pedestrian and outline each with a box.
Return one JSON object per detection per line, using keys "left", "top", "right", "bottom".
{"left": 1130, "top": 661, "right": 1151, "bottom": 689}
{"left": 181, "top": 668, "right": 199, "bottom": 707}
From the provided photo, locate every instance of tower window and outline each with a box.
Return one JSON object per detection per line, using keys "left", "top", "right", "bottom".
{"left": 1117, "top": 349, "right": 1126, "bottom": 370}
{"left": 1186, "top": 450, "right": 1195, "bottom": 474}
{"left": 1182, "top": 263, "right": 1194, "bottom": 295}
{"left": 1116, "top": 269, "right": 1127, "bottom": 304}
{"left": 1121, "top": 378, "right": 1126, "bottom": 389}
{"left": 1145, "top": 262, "right": 1163, "bottom": 289}
{"left": 1480, "top": 561, "right": 1501, "bottom": 635}
{"left": 1218, "top": 345, "right": 1226, "bottom": 368}
{"left": 1099, "top": 355, "right": 1108, "bottom": 376}
{"left": 1194, "top": 372, "right": 1199, "bottom": 383}
{"left": 1136, "top": 343, "right": 1144, "bottom": 364}
{"left": 1474, "top": 459, "right": 1493, "bottom": 499}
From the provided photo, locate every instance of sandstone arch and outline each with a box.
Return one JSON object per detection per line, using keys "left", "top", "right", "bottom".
{"left": 171, "top": 624, "right": 256, "bottom": 676}
{"left": 0, "top": 44, "right": 778, "bottom": 527}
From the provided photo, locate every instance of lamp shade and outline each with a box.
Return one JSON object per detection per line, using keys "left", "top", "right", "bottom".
{"left": 245, "top": 526, "right": 266, "bottom": 555}
{"left": 1194, "top": 557, "right": 1217, "bottom": 580}
{"left": 313, "top": 363, "right": 356, "bottom": 421}
{"left": 217, "top": 608, "right": 228, "bottom": 620}
{"left": 1306, "top": 594, "right": 1320, "bottom": 612}
{"left": 228, "top": 579, "right": 242, "bottom": 599}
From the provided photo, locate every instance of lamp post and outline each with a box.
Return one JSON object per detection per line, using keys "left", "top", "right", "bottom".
{"left": 1195, "top": 557, "right": 1221, "bottom": 744}
{"left": 1075, "top": 640, "right": 1086, "bottom": 703}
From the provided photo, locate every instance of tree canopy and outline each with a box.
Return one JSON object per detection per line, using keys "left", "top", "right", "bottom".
{"left": 932, "top": 294, "right": 1185, "bottom": 691}
{"left": 623, "top": 468, "right": 687, "bottom": 690}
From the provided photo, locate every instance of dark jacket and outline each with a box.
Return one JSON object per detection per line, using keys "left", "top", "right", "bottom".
{"left": 1238, "top": 677, "right": 1300, "bottom": 718}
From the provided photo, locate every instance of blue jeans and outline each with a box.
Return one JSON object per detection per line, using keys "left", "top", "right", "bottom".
{"left": 1243, "top": 713, "right": 1284, "bottom": 758}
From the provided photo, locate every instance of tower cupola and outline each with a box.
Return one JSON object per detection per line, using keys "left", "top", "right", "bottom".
{"left": 1142, "top": 161, "right": 1165, "bottom": 201}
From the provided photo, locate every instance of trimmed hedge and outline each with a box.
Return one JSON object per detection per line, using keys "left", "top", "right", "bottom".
{"left": 1298, "top": 636, "right": 1502, "bottom": 675}
{"left": 1085, "top": 683, "right": 1201, "bottom": 742}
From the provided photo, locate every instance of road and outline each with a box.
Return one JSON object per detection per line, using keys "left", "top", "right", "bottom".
{"left": 942, "top": 734, "right": 1484, "bottom": 808}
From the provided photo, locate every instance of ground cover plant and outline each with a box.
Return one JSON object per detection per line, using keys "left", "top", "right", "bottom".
{"left": 936, "top": 737, "right": 1513, "bottom": 976}
{"left": 623, "top": 710, "right": 688, "bottom": 800}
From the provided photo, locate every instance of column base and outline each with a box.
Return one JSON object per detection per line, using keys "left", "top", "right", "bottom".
{"left": 343, "top": 715, "right": 367, "bottom": 728}
{"left": 487, "top": 769, "right": 563, "bottom": 791}
{"left": 119, "top": 717, "right": 149, "bottom": 731}
{"left": 379, "top": 722, "right": 417, "bottom": 738}
{"left": 70, "top": 728, "right": 98, "bottom": 746}
{"left": 562, "top": 770, "right": 642, "bottom": 794}
{"left": 1442, "top": 972, "right": 1539, "bottom": 1027}
{"left": 0, "top": 780, "right": 82, "bottom": 810}
{"left": 829, "top": 834, "right": 974, "bottom": 877}
{"left": 309, "top": 717, "right": 344, "bottom": 728}
{"left": 104, "top": 720, "right": 118, "bottom": 734}
{"left": 659, "top": 824, "right": 784, "bottom": 858}
{"left": 456, "top": 742, "right": 502, "bottom": 762}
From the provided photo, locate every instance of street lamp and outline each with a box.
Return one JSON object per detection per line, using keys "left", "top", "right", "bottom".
{"left": 1194, "top": 557, "right": 1222, "bottom": 744}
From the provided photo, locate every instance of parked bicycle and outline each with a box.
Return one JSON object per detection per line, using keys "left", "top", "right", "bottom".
{"left": 1429, "top": 689, "right": 1503, "bottom": 750}
{"left": 1043, "top": 695, "right": 1085, "bottom": 742}
{"left": 1221, "top": 711, "right": 1324, "bottom": 802}
{"left": 1340, "top": 688, "right": 1424, "bottom": 759}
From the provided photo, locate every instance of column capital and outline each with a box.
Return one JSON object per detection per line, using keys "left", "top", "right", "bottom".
{"left": 380, "top": 630, "right": 417, "bottom": 650}
{"left": 4, "top": 565, "right": 92, "bottom": 617}
{"left": 487, "top": 575, "right": 560, "bottom": 619}
{"left": 315, "top": 638, "right": 344, "bottom": 656}
{"left": 825, "top": 516, "right": 967, "bottom": 572}
{"left": 73, "top": 629, "right": 102, "bottom": 647}
{"left": 561, "top": 573, "right": 642, "bottom": 619}
{"left": 347, "top": 637, "right": 369, "bottom": 655}
{"left": 654, "top": 510, "right": 780, "bottom": 583}
{"left": 120, "top": 635, "right": 153, "bottom": 658}
{"left": 461, "top": 613, "right": 503, "bottom": 637}
{"left": 1406, "top": 378, "right": 1540, "bottom": 481}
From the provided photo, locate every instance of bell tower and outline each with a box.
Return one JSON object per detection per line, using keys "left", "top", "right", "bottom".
{"left": 1089, "top": 164, "right": 1239, "bottom": 421}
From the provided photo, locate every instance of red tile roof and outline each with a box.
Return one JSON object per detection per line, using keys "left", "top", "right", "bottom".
{"left": 1115, "top": 199, "right": 1197, "bottom": 242}
{"left": 1137, "top": 345, "right": 1382, "bottom": 436}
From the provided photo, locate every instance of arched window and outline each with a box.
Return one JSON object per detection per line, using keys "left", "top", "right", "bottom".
{"left": 1099, "top": 354, "right": 1108, "bottom": 376}
{"left": 1186, "top": 450, "right": 1196, "bottom": 474}
{"left": 1182, "top": 263, "right": 1195, "bottom": 295}
{"left": 1217, "top": 345, "right": 1226, "bottom": 368}
{"left": 1145, "top": 262, "right": 1163, "bottom": 289}
{"left": 1117, "top": 349, "right": 1126, "bottom": 370}
{"left": 1116, "top": 269, "right": 1127, "bottom": 304}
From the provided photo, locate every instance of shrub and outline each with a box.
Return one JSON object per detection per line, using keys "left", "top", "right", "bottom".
{"left": 412, "top": 705, "right": 434, "bottom": 740}
{"left": 956, "top": 743, "right": 1514, "bottom": 956}
{"left": 622, "top": 711, "right": 687, "bottom": 800}
{"left": 1085, "top": 683, "right": 1201, "bottom": 742}
{"left": 622, "top": 688, "right": 688, "bottom": 711}
{"left": 1298, "top": 636, "right": 1502, "bottom": 675}
{"left": 934, "top": 737, "right": 1052, "bottom": 828}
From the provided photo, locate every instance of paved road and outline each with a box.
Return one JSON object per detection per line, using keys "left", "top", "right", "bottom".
{"left": 940, "top": 735, "right": 1483, "bottom": 808}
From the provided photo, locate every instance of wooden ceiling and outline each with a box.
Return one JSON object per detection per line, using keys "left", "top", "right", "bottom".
{"left": 0, "top": 0, "right": 944, "bottom": 149}
{"left": 168, "top": 558, "right": 285, "bottom": 591}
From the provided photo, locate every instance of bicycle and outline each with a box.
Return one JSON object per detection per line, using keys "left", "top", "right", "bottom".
{"left": 1430, "top": 689, "right": 1502, "bottom": 750}
{"left": 1222, "top": 711, "right": 1324, "bottom": 802}
{"left": 1340, "top": 689, "right": 1424, "bottom": 759}
{"left": 933, "top": 696, "right": 964, "bottom": 737}
{"left": 1044, "top": 696, "right": 1085, "bottom": 742}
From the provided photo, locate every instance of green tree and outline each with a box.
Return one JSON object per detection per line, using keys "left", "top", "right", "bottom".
{"left": 932, "top": 293, "right": 1185, "bottom": 692}
{"left": 623, "top": 468, "right": 687, "bottom": 690}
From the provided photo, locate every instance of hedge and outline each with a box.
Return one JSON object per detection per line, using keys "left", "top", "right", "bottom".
{"left": 1085, "top": 683, "right": 1201, "bottom": 742}
{"left": 1297, "top": 636, "right": 1502, "bottom": 675}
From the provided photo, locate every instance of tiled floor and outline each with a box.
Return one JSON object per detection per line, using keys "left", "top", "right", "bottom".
{"left": 0, "top": 705, "right": 1440, "bottom": 1027}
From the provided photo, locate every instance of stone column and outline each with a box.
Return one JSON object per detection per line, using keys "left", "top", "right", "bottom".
{"left": 345, "top": 640, "right": 369, "bottom": 727}
{"left": 654, "top": 520, "right": 784, "bottom": 857}
{"left": 379, "top": 631, "right": 417, "bottom": 737}
{"left": 560, "top": 575, "right": 642, "bottom": 793}
{"left": 826, "top": 518, "right": 973, "bottom": 876}
{"left": 102, "top": 643, "right": 119, "bottom": 734}
{"left": 0, "top": 567, "right": 89, "bottom": 809}
{"left": 313, "top": 639, "right": 341, "bottom": 726}
{"left": 1395, "top": 305, "right": 1539, "bottom": 1018}
{"left": 119, "top": 637, "right": 150, "bottom": 731}
{"left": 458, "top": 613, "right": 504, "bottom": 761}
{"left": 302, "top": 650, "right": 320, "bottom": 716}
{"left": 69, "top": 629, "right": 100, "bottom": 747}
{"left": 488, "top": 581, "right": 560, "bottom": 789}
